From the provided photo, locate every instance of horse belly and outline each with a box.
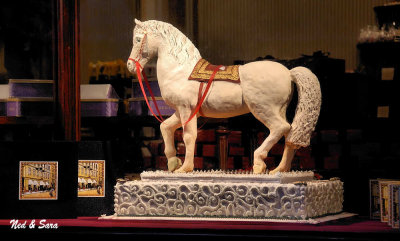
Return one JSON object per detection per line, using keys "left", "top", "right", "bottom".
{"left": 201, "top": 81, "right": 249, "bottom": 118}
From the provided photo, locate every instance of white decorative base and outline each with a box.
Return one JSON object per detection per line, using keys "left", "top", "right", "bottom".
{"left": 114, "top": 171, "right": 343, "bottom": 220}
{"left": 100, "top": 212, "right": 356, "bottom": 224}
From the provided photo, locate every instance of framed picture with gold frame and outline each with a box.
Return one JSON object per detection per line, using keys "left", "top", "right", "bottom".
{"left": 0, "top": 141, "right": 77, "bottom": 219}
{"left": 19, "top": 161, "right": 58, "bottom": 200}
{"left": 76, "top": 141, "right": 117, "bottom": 216}
{"left": 78, "top": 160, "right": 105, "bottom": 197}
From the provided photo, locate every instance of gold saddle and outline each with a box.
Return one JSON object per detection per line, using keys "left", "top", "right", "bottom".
{"left": 188, "top": 59, "right": 240, "bottom": 83}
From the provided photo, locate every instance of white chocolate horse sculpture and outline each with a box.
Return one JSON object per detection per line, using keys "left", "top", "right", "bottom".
{"left": 127, "top": 19, "right": 321, "bottom": 174}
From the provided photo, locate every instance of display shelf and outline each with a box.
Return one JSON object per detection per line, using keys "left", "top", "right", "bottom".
{"left": 358, "top": 42, "right": 400, "bottom": 66}
{"left": 0, "top": 116, "right": 54, "bottom": 125}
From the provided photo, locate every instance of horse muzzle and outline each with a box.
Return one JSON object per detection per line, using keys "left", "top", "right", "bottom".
{"left": 126, "top": 58, "right": 136, "bottom": 73}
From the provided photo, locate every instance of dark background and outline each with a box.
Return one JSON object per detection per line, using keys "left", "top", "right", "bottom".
{"left": 0, "top": 0, "right": 399, "bottom": 220}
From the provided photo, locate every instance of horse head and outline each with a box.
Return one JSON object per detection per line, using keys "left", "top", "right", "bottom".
{"left": 127, "top": 19, "right": 158, "bottom": 73}
{"left": 127, "top": 19, "right": 201, "bottom": 74}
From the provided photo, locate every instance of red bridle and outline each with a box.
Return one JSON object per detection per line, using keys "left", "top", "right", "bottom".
{"left": 128, "top": 32, "right": 164, "bottom": 123}
{"left": 128, "top": 33, "right": 221, "bottom": 126}
{"left": 129, "top": 58, "right": 165, "bottom": 123}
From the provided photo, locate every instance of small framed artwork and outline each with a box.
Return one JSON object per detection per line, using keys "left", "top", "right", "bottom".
{"left": 370, "top": 179, "right": 381, "bottom": 220}
{"left": 380, "top": 180, "right": 400, "bottom": 222}
{"left": 78, "top": 160, "right": 105, "bottom": 197}
{"left": 0, "top": 141, "right": 78, "bottom": 219}
{"left": 76, "top": 141, "right": 116, "bottom": 216}
{"left": 389, "top": 183, "right": 400, "bottom": 228}
{"left": 19, "top": 161, "right": 58, "bottom": 200}
{"left": 380, "top": 181, "right": 392, "bottom": 222}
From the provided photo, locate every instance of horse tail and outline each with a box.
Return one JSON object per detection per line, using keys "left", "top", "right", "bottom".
{"left": 286, "top": 67, "right": 321, "bottom": 149}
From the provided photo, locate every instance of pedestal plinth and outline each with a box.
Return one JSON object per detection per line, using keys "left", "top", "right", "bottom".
{"left": 113, "top": 171, "right": 343, "bottom": 220}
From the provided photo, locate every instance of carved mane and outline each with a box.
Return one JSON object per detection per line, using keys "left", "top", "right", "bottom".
{"left": 135, "top": 20, "right": 201, "bottom": 66}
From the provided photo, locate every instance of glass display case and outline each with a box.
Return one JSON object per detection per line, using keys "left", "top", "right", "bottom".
{"left": 0, "top": 0, "right": 399, "bottom": 239}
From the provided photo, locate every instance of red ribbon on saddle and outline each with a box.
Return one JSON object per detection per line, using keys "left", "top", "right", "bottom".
{"left": 129, "top": 58, "right": 221, "bottom": 126}
{"left": 183, "top": 64, "right": 223, "bottom": 126}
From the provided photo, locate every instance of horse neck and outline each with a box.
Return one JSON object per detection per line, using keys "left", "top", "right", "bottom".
{"left": 155, "top": 41, "right": 201, "bottom": 86}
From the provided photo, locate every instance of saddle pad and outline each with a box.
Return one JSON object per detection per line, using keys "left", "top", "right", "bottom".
{"left": 188, "top": 59, "right": 240, "bottom": 83}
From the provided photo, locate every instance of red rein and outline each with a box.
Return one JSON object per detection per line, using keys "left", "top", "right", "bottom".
{"left": 129, "top": 59, "right": 164, "bottom": 123}
{"left": 128, "top": 58, "right": 221, "bottom": 126}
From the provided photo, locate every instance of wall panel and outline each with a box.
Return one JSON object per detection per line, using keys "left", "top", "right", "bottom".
{"left": 197, "top": 0, "right": 391, "bottom": 71}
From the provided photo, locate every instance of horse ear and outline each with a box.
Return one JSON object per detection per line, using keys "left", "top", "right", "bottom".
{"left": 135, "top": 18, "right": 142, "bottom": 27}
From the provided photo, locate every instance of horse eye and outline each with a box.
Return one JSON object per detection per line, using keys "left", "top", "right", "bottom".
{"left": 136, "top": 37, "right": 141, "bottom": 43}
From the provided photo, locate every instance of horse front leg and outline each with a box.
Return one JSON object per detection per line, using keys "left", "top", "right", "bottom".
{"left": 160, "top": 112, "right": 182, "bottom": 172}
{"left": 175, "top": 112, "right": 197, "bottom": 173}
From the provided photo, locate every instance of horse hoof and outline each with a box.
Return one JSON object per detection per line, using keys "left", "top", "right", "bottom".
{"left": 168, "top": 157, "right": 182, "bottom": 172}
{"left": 253, "top": 162, "right": 266, "bottom": 174}
{"left": 269, "top": 168, "right": 279, "bottom": 175}
{"left": 269, "top": 167, "right": 291, "bottom": 175}
{"left": 174, "top": 163, "right": 194, "bottom": 173}
{"left": 269, "top": 165, "right": 291, "bottom": 175}
{"left": 174, "top": 168, "right": 187, "bottom": 173}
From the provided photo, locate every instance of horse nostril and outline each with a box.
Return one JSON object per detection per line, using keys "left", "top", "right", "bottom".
{"left": 126, "top": 60, "right": 136, "bottom": 72}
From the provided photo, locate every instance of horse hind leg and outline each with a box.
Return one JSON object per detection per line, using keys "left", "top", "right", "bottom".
{"left": 269, "top": 98, "right": 297, "bottom": 175}
{"left": 253, "top": 113, "right": 291, "bottom": 174}
{"left": 269, "top": 143, "right": 296, "bottom": 175}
